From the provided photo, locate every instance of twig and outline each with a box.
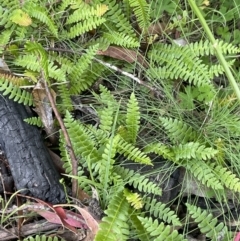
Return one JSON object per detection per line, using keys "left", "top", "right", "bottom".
{"left": 39, "top": 68, "right": 78, "bottom": 198}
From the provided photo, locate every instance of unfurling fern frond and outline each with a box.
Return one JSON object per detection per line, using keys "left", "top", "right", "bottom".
{"left": 210, "top": 162, "right": 240, "bottom": 192}
{"left": 124, "top": 188, "right": 143, "bottom": 209}
{"left": 95, "top": 190, "right": 130, "bottom": 241}
{"left": 186, "top": 203, "right": 230, "bottom": 241}
{"left": 138, "top": 216, "right": 187, "bottom": 241}
{"left": 0, "top": 78, "right": 34, "bottom": 106}
{"left": 125, "top": 92, "right": 140, "bottom": 144}
{"left": 173, "top": 142, "right": 218, "bottom": 161}
{"left": 117, "top": 136, "right": 152, "bottom": 165}
{"left": 21, "top": 234, "right": 64, "bottom": 241}
{"left": 114, "top": 166, "right": 162, "bottom": 195}
{"left": 160, "top": 117, "right": 200, "bottom": 144}
{"left": 128, "top": 0, "right": 150, "bottom": 30}
{"left": 24, "top": 117, "right": 43, "bottom": 127}
{"left": 144, "top": 197, "right": 181, "bottom": 226}
{"left": 63, "top": 111, "right": 101, "bottom": 165}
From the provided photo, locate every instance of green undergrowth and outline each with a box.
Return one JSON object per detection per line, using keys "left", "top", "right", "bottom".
{"left": 1, "top": 0, "right": 240, "bottom": 240}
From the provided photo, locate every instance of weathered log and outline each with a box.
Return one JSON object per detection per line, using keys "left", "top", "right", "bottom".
{"left": 0, "top": 94, "right": 66, "bottom": 204}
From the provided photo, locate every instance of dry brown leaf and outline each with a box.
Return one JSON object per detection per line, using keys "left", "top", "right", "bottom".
{"left": 97, "top": 46, "right": 149, "bottom": 68}
{"left": 32, "top": 82, "right": 56, "bottom": 142}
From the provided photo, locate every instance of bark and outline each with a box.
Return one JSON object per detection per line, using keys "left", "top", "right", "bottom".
{"left": 0, "top": 94, "right": 66, "bottom": 204}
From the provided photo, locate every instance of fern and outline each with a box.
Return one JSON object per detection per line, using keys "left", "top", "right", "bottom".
{"left": 125, "top": 92, "right": 140, "bottom": 144}
{"left": 114, "top": 166, "right": 162, "bottom": 195}
{"left": 159, "top": 117, "right": 201, "bottom": 144}
{"left": 138, "top": 216, "right": 187, "bottom": 241}
{"left": 95, "top": 189, "right": 130, "bottom": 241}
{"left": 124, "top": 188, "right": 143, "bottom": 209}
{"left": 130, "top": 212, "right": 150, "bottom": 241}
{"left": 186, "top": 203, "right": 230, "bottom": 241}
{"left": 144, "top": 142, "right": 175, "bottom": 160}
{"left": 0, "top": 78, "right": 34, "bottom": 106}
{"left": 188, "top": 39, "right": 240, "bottom": 56}
{"left": 65, "top": 17, "right": 106, "bottom": 39}
{"left": 210, "top": 162, "right": 240, "bottom": 192}
{"left": 144, "top": 197, "right": 182, "bottom": 226}
{"left": 103, "top": 32, "right": 140, "bottom": 48}
{"left": 173, "top": 142, "right": 218, "bottom": 161}
{"left": 24, "top": 117, "right": 43, "bottom": 127}
{"left": 99, "top": 135, "right": 119, "bottom": 189}
{"left": 97, "top": 0, "right": 137, "bottom": 38}
{"left": 63, "top": 111, "right": 101, "bottom": 165}
{"left": 23, "top": 2, "right": 58, "bottom": 37}
{"left": 128, "top": 0, "right": 150, "bottom": 30}
{"left": 117, "top": 136, "right": 152, "bottom": 165}
{"left": 184, "top": 160, "right": 224, "bottom": 190}
{"left": 148, "top": 43, "right": 212, "bottom": 86}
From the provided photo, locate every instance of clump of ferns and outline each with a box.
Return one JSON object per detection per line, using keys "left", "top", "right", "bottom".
{"left": 59, "top": 86, "right": 189, "bottom": 240}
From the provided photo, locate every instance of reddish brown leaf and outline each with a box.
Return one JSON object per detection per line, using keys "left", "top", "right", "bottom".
{"left": 97, "top": 46, "right": 149, "bottom": 68}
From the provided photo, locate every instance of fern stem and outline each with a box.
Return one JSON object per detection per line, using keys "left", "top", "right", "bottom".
{"left": 188, "top": 0, "right": 240, "bottom": 102}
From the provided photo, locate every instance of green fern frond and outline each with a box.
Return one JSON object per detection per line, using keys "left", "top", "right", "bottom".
{"left": 130, "top": 213, "right": 150, "bottom": 241}
{"left": 186, "top": 203, "right": 229, "bottom": 241}
{"left": 144, "top": 142, "right": 174, "bottom": 160}
{"left": 95, "top": 189, "right": 130, "bottom": 241}
{"left": 66, "top": 3, "right": 108, "bottom": 24}
{"left": 210, "top": 162, "right": 240, "bottom": 192}
{"left": 66, "top": 17, "right": 106, "bottom": 38}
{"left": 138, "top": 216, "right": 186, "bottom": 241}
{"left": 103, "top": 32, "right": 140, "bottom": 48}
{"left": 114, "top": 166, "right": 162, "bottom": 195}
{"left": 0, "top": 78, "right": 34, "bottom": 106}
{"left": 148, "top": 43, "right": 212, "bottom": 86}
{"left": 0, "top": 30, "right": 14, "bottom": 53}
{"left": 124, "top": 188, "right": 143, "bottom": 209}
{"left": 23, "top": 3, "right": 58, "bottom": 37}
{"left": 188, "top": 39, "right": 240, "bottom": 56}
{"left": 160, "top": 117, "right": 200, "bottom": 144}
{"left": 22, "top": 234, "right": 64, "bottom": 241}
{"left": 99, "top": 135, "right": 119, "bottom": 189}
{"left": 129, "top": 0, "right": 150, "bottom": 30}
{"left": 184, "top": 161, "right": 224, "bottom": 190}
{"left": 98, "top": 0, "right": 136, "bottom": 38}
{"left": 125, "top": 92, "right": 140, "bottom": 144}
{"left": 174, "top": 142, "right": 218, "bottom": 161}
{"left": 14, "top": 54, "right": 40, "bottom": 72}
{"left": 69, "top": 45, "right": 99, "bottom": 94}
{"left": 117, "top": 136, "right": 152, "bottom": 165}
{"left": 144, "top": 197, "right": 181, "bottom": 226}
{"left": 64, "top": 111, "right": 101, "bottom": 165}
{"left": 24, "top": 117, "right": 43, "bottom": 127}
{"left": 57, "top": 84, "right": 73, "bottom": 111}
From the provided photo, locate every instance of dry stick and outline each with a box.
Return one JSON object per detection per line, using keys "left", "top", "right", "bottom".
{"left": 45, "top": 47, "right": 164, "bottom": 98}
{"left": 39, "top": 68, "right": 78, "bottom": 198}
